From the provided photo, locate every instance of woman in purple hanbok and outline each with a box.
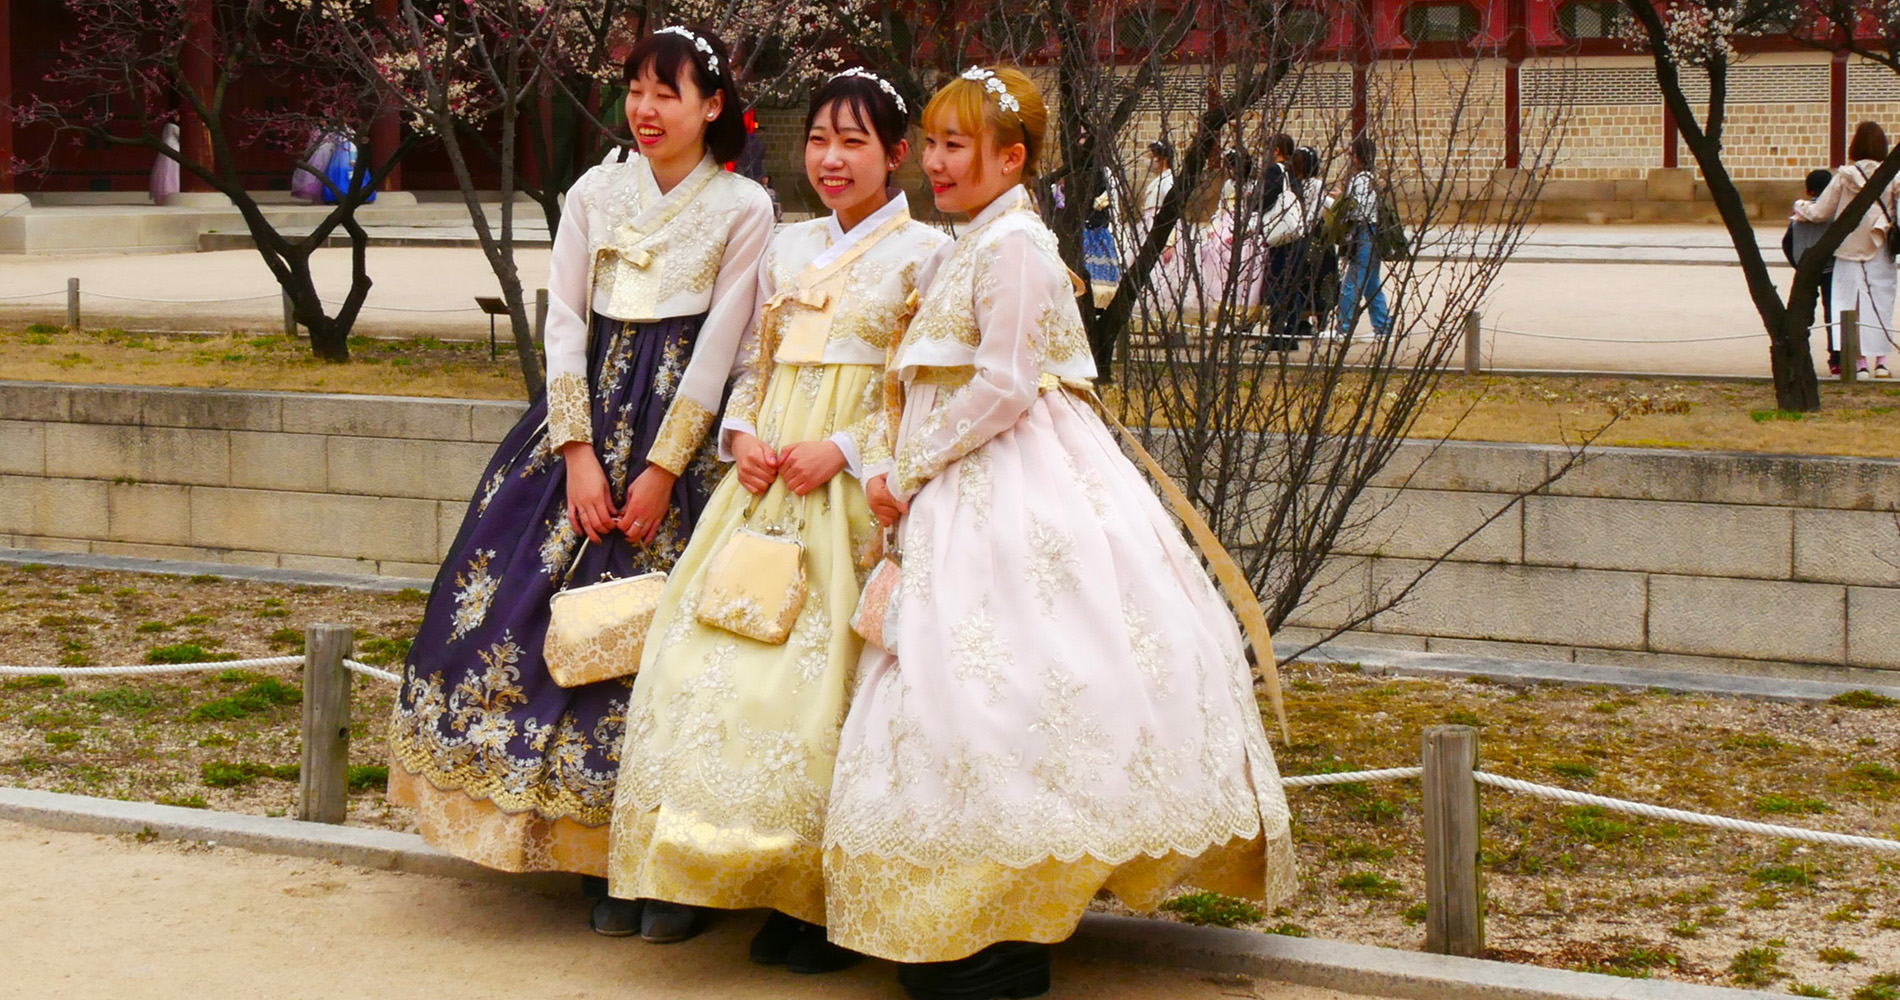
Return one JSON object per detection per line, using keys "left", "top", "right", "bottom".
{"left": 386, "top": 26, "right": 772, "bottom": 933}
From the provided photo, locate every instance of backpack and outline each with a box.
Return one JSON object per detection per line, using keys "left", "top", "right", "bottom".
{"left": 1374, "top": 192, "right": 1410, "bottom": 262}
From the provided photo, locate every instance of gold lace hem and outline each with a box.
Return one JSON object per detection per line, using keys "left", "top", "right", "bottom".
{"left": 648, "top": 396, "right": 717, "bottom": 476}
{"left": 387, "top": 763, "right": 609, "bottom": 875}
{"left": 606, "top": 804, "right": 827, "bottom": 925}
{"left": 822, "top": 831, "right": 1296, "bottom": 963}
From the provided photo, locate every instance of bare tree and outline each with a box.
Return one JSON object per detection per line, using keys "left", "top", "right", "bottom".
{"left": 1616, "top": 0, "right": 1900, "bottom": 412}
{"left": 12, "top": 0, "right": 414, "bottom": 362}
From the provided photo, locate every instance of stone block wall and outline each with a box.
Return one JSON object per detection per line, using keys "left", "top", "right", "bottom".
{"left": 1278, "top": 439, "right": 1900, "bottom": 681}
{"left": 0, "top": 381, "right": 528, "bottom": 581}
{"left": 4, "top": 381, "right": 1895, "bottom": 681}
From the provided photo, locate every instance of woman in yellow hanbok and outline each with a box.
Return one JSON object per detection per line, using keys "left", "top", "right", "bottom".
{"left": 605, "top": 69, "right": 949, "bottom": 965}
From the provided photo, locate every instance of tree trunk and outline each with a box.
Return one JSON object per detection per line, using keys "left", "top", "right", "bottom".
{"left": 1772, "top": 313, "right": 1822, "bottom": 411}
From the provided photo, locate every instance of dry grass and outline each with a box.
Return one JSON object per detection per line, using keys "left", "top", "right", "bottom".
{"left": 4, "top": 562, "right": 1898, "bottom": 995}
{"left": 8, "top": 324, "right": 1900, "bottom": 458}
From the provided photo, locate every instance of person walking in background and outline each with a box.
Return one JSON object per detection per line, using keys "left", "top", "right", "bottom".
{"left": 1330, "top": 135, "right": 1393, "bottom": 342}
{"left": 1255, "top": 145, "right": 1326, "bottom": 353}
{"left": 1783, "top": 168, "right": 1839, "bottom": 374}
{"left": 149, "top": 121, "right": 181, "bottom": 205}
{"left": 1795, "top": 121, "right": 1898, "bottom": 378}
{"left": 1131, "top": 139, "right": 1175, "bottom": 261}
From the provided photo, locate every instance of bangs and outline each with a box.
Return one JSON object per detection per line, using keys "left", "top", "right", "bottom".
{"left": 921, "top": 80, "right": 986, "bottom": 137}
{"left": 623, "top": 34, "right": 697, "bottom": 94}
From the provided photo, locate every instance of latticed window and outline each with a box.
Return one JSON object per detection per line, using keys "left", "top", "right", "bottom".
{"left": 1556, "top": 0, "right": 1620, "bottom": 39}
{"left": 1282, "top": 7, "right": 1329, "bottom": 46}
{"left": 1401, "top": 2, "right": 1481, "bottom": 42}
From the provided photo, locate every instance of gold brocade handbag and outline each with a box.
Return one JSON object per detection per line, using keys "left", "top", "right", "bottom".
{"left": 695, "top": 489, "right": 807, "bottom": 645}
{"left": 850, "top": 528, "right": 902, "bottom": 654}
{"left": 545, "top": 539, "right": 667, "bottom": 688}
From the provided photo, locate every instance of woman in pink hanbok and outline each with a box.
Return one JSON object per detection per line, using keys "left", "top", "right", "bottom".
{"left": 825, "top": 66, "right": 1297, "bottom": 1000}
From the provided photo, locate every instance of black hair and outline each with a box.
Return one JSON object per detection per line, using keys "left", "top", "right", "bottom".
{"left": 804, "top": 70, "right": 910, "bottom": 156}
{"left": 1350, "top": 134, "right": 1377, "bottom": 169}
{"left": 1267, "top": 133, "right": 1296, "bottom": 161}
{"left": 1806, "top": 168, "right": 1833, "bottom": 197}
{"left": 623, "top": 27, "right": 747, "bottom": 164}
{"left": 1290, "top": 146, "right": 1319, "bottom": 182}
{"left": 1148, "top": 139, "right": 1173, "bottom": 166}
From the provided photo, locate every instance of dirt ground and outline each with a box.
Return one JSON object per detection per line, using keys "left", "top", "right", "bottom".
{"left": 3, "top": 563, "right": 1899, "bottom": 997}
{"left": 6, "top": 325, "right": 1900, "bottom": 459}
{"left": 0, "top": 819, "right": 1355, "bottom": 1000}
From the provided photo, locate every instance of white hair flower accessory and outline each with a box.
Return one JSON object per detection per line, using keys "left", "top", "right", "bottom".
{"left": 959, "top": 66, "right": 1020, "bottom": 113}
{"left": 656, "top": 25, "right": 720, "bottom": 78}
{"left": 832, "top": 67, "right": 906, "bottom": 114}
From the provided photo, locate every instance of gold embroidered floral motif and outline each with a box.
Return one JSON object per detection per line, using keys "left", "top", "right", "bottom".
{"left": 546, "top": 372, "right": 592, "bottom": 449}
{"left": 475, "top": 467, "right": 507, "bottom": 515}
{"left": 1026, "top": 516, "right": 1080, "bottom": 614}
{"left": 449, "top": 549, "right": 500, "bottom": 640}
{"left": 648, "top": 396, "right": 716, "bottom": 475}
{"left": 948, "top": 600, "right": 1010, "bottom": 704}
{"left": 538, "top": 517, "right": 580, "bottom": 582}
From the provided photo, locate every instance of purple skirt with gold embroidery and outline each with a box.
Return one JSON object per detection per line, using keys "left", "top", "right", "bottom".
{"left": 388, "top": 313, "right": 719, "bottom": 875}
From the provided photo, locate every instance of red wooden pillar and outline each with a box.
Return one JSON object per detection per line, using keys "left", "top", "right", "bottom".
{"left": 1661, "top": 102, "right": 1677, "bottom": 169}
{"left": 1503, "top": 0, "right": 1526, "bottom": 168}
{"left": 178, "top": 0, "right": 216, "bottom": 191}
{"left": 0, "top": 0, "right": 14, "bottom": 194}
{"left": 1351, "top": 0, "right": 1375, "bottom": 138}
{"left": 371, "top": 0, "right": 403, "bottom": 189}
{"left": 1830, "top": 51, "right": 1847, "bottom": 167}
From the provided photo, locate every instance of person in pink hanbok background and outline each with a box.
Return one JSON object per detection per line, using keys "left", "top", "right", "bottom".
{"left": 823, "top": 65, "right": 1297, "bottom": 1000}
{"left": 149, "top": 122, "right": 181, "bottom": 204}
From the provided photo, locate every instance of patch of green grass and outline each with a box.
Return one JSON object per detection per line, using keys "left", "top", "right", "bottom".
{"left": 44, "top": 731, "right": 82, "bottom": 749}
{"left": 2, "top": 675, "right": 64, "bottom": 690}
{"left": 1755, "top": 794, "right": 1831, "bottom": 815}
{"left": 201, "top": 760, "right": 299, "bottom": 788}
{"left": 1753, "top": 864, "right": 1817, "bottom": 887}
{"left": 355, "top": 636, "right": 411, "bottom": 667}
{"left": 266, "top": 627, "right": 305, "bottom": 652}
{"left": 76, "top": 584, "right": 102, "bottom": 595}
{"left": 1852, "top": 973, "right": 1900, "bottom": 1000}
{"left": 347, "top": 764, "right": 388, "bottom": 792}
{"left": 1264, "top": 922, "right": 1309, "bottom": 937}
{"left": 85, "top": 688, "right": 159, "bottom": 714}
{"left": 1821, "top": 948, "right": 1864, "bottom": 965}
{"left": 1790, "top": 985, "right": 1833, "bottom": 998}
{"left": 144, "top": 643, "right": 237, "bottom": 665}
{"left": 156, "top": 794, "right": 208, "bottom": 809}
{"left": 1330, "top": 839, "right": 1395, "bottom": 862}
{"left": 1575, "top": 946, "right": 1681, "bottom": 979}
{"left": 15, "top": 563, "right": 47, "bottom": 573}
{"left": 1336, "top": 872, "right": 1401, "bottom": 897}
{"left": 185, "top": 679, "right": 301, "bottom": 722}
{"left": 1559, "top": 805, "right": 1633, "bottom": 844}
{"left": 1161, "top": 891, "right": 1265, "bottom": 927}
{"left": 214, "top": 669, "right": 263, "bottom": 684}
{"left": 1721, "top": 733, "right": 1783, "bottom": 750}
{"left": 186, "top": 574, "right": 223, "bottom": 584}
{"left": 1830, "top": 690, "right": 1898, "bottom": 710}
{"left": 134, "top": 621, "right": 172, "bottom": 633}
{"left": 1443, "top": 710, "right": 1485, "bottom": 728}
{"left": 175, "top": 613, "right": 214, "bottom": 626}
{"left": 196, "top": 734, "right": 233, "bottom": 748}
{"left": 1352, "top": 799, "right": 1402, "bottom": 825}
{"left": 1549, "top": 761, "right": 1597, "bottom": 781}
{"left": 386, "top": 588, "right": 427, "bottom": 604}
{"left": 1729, "top": 946, "right": 1784, "bottom": 986}
{"left": 1668, "top": 920, "right": 1701, "bottom": 938}
{"left": 1400, "top": 902, "right": 1428, "bottom": 924}
{"left": 1750, "top": 409, "right": 1813, "bottom": 423}
{"left": 111, "top": 586, "right": 139, "bottom": 597}
{"left": 1877, "top": 917, "right": 1900, "bottom": 930}
{"left": 24, "top": 323, "right": 60, "bottom": 334}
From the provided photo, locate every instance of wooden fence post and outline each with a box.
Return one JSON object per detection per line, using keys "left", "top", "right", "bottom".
{"left": 66, "top": 278, "right": 80, "bottom": 329}
{"left": 1463, "top": 311, "right": 1481, "bottom": 375}
{"left": 1422, "top": 724, "right": 1484, "bottom": 957}
{"left": 298, "top": 624, "right": 353, "bottom": 824}
{"left": 1842, "top": 308, "right": 1860, "bottom": 383}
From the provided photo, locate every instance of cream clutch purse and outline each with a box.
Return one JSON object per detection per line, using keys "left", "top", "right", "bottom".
{"left": 696, "top": 493, "right": 807, "bottom": 645}
{"left": 850, "top": 529, "right": 901, "bottom": 653}
{"left": 545, "top": 541, "right": 666, "bottom": 687}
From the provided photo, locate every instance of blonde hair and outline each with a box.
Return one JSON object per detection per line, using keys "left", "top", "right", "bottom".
{"left": 921, "top": 65, "right": 1048, "bottom": 180}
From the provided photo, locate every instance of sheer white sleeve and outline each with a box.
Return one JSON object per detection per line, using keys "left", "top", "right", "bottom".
{"left": 544, "top": 179, "right": 595, "bottom": 449}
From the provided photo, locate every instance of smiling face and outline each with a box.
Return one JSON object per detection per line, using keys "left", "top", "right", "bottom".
{"left": 921, "top": 124, "right": 1022, "bottom": 217}
{"left": 624, "top": 62, "right": 722, "bottom": 167}
{"left": 805, "top": 99, "right": 904, "bottom": 225}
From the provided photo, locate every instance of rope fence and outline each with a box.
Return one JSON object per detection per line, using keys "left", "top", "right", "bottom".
{"left": 6, "top": 624, "right": 1897, "bottom": 955}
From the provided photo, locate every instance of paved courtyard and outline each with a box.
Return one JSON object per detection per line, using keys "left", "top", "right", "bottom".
{"left": 0, "top": 819, "right": 1378, "bottom": 1000}
{"left": 0, "top": 222, "right": 1843, "bottom": 378}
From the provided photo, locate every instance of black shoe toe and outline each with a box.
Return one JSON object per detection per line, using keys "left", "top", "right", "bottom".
{"left": 749, "top": 911, "right": 808, "bottom": 966}
{"left": 590, "top": 896, "right": 643, "bottom": 938}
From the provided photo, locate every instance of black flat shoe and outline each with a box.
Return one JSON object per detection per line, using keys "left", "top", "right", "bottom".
{"left": 785, "top": 927, "right": 865, "bottom": 974}
{"left": 897, "top": 941, "right": 1051, "bottom": 1000}
{"left": 750, "top": 911, "right": 807, "bottom": 965}
{"left": 590, "top": 896, "right": 643, "bottom": 937}
{"left": 640, "top": 899, "right": 705, "bottom": 943}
